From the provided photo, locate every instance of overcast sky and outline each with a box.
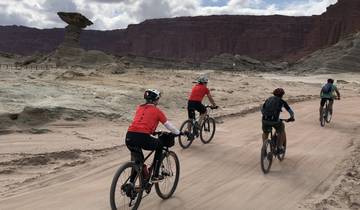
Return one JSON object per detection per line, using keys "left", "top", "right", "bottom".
{"left": 0, "top": 0, "right": 338, "bottom": 30}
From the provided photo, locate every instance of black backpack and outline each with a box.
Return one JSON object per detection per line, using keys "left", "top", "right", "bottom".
{"left": 321, "top": 83, "right": 333, "bottom": 94}
{"left": 261, "top": 96, "right": 282, "bottom": 120}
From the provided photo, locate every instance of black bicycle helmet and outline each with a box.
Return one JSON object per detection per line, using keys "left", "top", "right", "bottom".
{"left": 273, "top": 88, "right": 285, "bottom": 97}
{"left": 144, "top": 89, "right": 161, "bottom": 103}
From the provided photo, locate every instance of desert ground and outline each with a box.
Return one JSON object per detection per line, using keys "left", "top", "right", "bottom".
{"left": 0, "top": 66, "right": 360, "bottom": 209}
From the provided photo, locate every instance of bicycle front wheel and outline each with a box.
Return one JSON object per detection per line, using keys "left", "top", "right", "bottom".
{"left": 155, "top": 151, "right": 180, "bottom": 199}
{"left": 179, "top": 120, "right": 194, "bottom": 149}
{"left": 200, "top": 117, "right": 216, "bottom": 144}
{"left": 110, "top": 162, "right": 143, "bottom": 210}
{"left": 260, "top": 140, "right": 273, "bottom": 174}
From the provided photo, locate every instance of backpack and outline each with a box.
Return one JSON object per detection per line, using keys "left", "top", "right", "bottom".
{"left": 261, "top": 96, "right": 282, "bottom": 120}
{"left": 321, "top": 83, "right": 333, "bottom": 94}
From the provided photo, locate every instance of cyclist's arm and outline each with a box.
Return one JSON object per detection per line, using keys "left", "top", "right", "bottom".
{"left": 164, "top": 121, "right": 180, "bottom": 135}
{"left": 158, "top": 109, "right": 180, "bottom": 135}
{"left": 283, "top": 101, "right": 295, "bottom": 119}
{"left": 334, "top": 86, "right": 340, "bottom": 99}
{"left": 207, "top": 93, "right": 217, "bottom": 107}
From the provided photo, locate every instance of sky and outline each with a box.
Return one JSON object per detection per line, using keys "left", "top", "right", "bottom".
{"left": 0, "top": 0, "right": 338, "bottom": 30}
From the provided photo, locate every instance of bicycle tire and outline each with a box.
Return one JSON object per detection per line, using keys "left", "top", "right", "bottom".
{"left": 278, "top": 137, "right": 286, "bottom": 161}
{"left": 320, "top": 108, "right": 326, "bottom": 127}
{"left": 200, "top": 117, "right": 216, "bottom": 144}
{"left": 260, "top": 140, "right": 273, "bottom": 174}
{"left": 155, "top": 151, "right": 180, "bottom": 199}
{"left": 325, "top": 105, "right": 332, "bottom": 123}
{"left": 179, "top": 120, "right": 194, "bottom": 149}
{"left": 110, "top": 162, "right": 143, "bottom": 210}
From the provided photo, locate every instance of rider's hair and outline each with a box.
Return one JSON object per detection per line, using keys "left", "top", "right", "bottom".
{"left": 327, "top": 78, "right": 334, "bottom": 83}
{"left": 273, "top": 88, "right": 285, "bottom": 97}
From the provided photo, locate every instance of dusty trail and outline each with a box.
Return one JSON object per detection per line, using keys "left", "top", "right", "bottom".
{"left": 0, "top": 97, "right": 359, "bottom": 210}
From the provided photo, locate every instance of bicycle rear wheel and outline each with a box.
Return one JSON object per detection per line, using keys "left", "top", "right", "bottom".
{"left": 200, "top": 117, "right": 216, "bottom": 144}
{"left": 260, "top": 139, "right": 273, "bottom": 174}
{"left": 155, "top": 151, "right": 180, "bottom": 199}
{"left": 278, "top": 137, "right": 286, "bottom": 161}
{"left": 320, "top": 107, "right": 326, "bottom": 127}
{"left": 325, "top": 105, "right": 332, "bottom": 123}
{"left": 179, "top": 120, "right": 194, "bottom": 149}
{"left": 110, "top": 162, "right": 143, "bottom": 210}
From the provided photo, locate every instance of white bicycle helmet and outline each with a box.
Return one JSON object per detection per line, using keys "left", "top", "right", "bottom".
{"left": 144, "top": 89, "right": 161, "bottom": 102}
{"left": 197, "top": 75, "right": 208, "bottom": 84}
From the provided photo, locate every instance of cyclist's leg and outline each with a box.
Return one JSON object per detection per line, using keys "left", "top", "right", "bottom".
{"left": 328, "top": 99, "right": 334, "bottom": 114}
{"left": 187, "top": 101, "right": 196, "bottom": 130}
{"left": 197, "top": 103, "right": 207, "bottom": 126}
{"left": 136, "top": 136, "right": 163, "bottom": 178}
{"left": 262, "top": 120, "right": 271, "bottom": 142}
{"left": 125, "top": 132, "right": 145, "bottom": 182}
{"left": 273, "top": 121, "right": 285, "bottom": 149}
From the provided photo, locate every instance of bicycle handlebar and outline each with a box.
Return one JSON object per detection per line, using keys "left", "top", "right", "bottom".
{"left": 205, "top": 105, "right": 218, "bottom": 110}
{"left": 280, "top": 118, "right": 295, "bottom": 122}
{"left": 153, "top": 131, "right": 184, "bottom": 137}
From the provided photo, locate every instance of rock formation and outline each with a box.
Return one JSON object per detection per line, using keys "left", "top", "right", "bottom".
{"left": 0, "top": 0, "right": 359, "bottom": 63}
{"left": 57, "top": 12, "right": 93, "bottom": 48}
{"left": 291, "top": 32, "right": 360, "bottom": 73}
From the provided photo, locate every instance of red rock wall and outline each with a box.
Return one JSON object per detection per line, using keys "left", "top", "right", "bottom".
{"left": 0, "top": 0, "right": 360, "bottom": 62}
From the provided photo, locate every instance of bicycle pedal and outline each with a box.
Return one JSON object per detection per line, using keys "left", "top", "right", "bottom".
{"left": 144, "top": 183, "right": 152, "bottom": 194}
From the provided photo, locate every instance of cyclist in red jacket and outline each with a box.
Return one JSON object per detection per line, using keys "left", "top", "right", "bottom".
{"left": 126, "top": 89, "right": 180, "bottom": 181}
{"left": 187, "top": 75, "right": 218, "bottom": 127}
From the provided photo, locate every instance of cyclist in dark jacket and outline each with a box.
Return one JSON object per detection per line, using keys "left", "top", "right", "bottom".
{"left": 261, "top": 88, "right": 295, "bottom": 153}
{"left": 319, "top": 78, "right": 340, "bottom": 121}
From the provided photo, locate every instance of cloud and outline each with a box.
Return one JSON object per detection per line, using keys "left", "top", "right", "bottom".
{"left": 135, "top": 0, "right": 172, "bottom": 21}
{"left": 0, "top": 0, "right": 338, "bottom": 30}
{"left": 88, "top": 0, "right": 135, "bottom": 3}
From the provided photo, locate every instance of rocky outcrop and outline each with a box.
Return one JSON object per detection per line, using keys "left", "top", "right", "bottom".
{"left": 291, "top": 32, "right": 360, "bottom": 72}
{"left": 0, "top": 0, "right": 359, "bottom": 63}
{"left": 57, "top": 12, "right": 93, "bottom": 48}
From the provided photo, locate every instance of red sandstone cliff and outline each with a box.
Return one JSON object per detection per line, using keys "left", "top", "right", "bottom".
{"left": 0, "top": 0, "right": 359, "bottom": 62}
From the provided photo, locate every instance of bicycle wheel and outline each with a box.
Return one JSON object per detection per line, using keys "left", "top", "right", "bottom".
{"left": 260, "top": 139, "right": 273, "bottom": 174}
{"left": 320, "top": 108, "right": 326, "bottom": 127}
{"left": 110, "top": 162, "right": 143, "bottom": 210}
{"left": 179, "top": 120, "right": 194, "bottom": 149}
{"left": 278, "top": 137, "right": 286, "bottom": 161}
{"left": 200, "top": 117, "right": 216, "bottom": 144}
{"left": 155, "top": 151, "right": 180, "bottom": 199}
{"left": 325, "top": 105, "right": 332, "bottom": 123}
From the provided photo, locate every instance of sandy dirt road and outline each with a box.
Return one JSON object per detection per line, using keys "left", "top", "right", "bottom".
{"left": 0, "top": 97, "right": 359, "bottom": 210}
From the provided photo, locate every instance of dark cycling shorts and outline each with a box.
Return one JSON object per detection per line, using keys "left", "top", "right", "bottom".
{"left": 320, "top": 98, "right": 333, "bottom": 107}
{"left": 125, "top": 131, "right": 162, "bottom": 163}
{"left": 262, "top": 120, "right": 284, "bottom": 134}
{"left": 187, "top": 100, "right": 206, "bottom": 119}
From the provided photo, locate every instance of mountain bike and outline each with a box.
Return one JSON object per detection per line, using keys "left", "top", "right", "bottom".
{"left": 260, "top": 118, "right": 294, "bottom": 174}
{"left": 178, "top": 105, "right": 218, "bottom": 149}
{"left": 110, "top": 132, "right": 182, "bottom": 210}
{"left": 320, "top": 99, "right": 335, "bottom": 127}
